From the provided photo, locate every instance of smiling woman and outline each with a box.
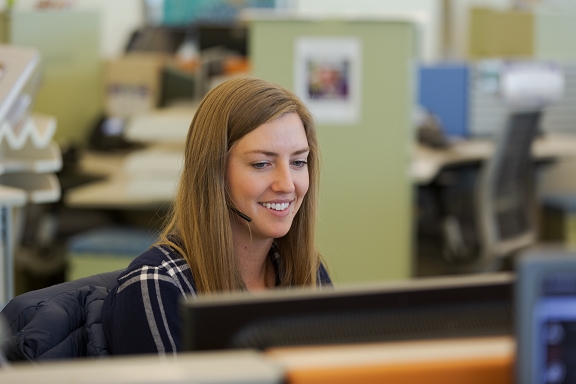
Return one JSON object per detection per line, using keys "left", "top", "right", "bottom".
{"left": 101, "top": 77, "right": 331, "bottom": 356}
{"left": 226, "top": 112, "right": 311, "bottom": 290}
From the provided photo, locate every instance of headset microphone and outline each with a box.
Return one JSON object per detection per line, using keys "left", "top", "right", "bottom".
{"left": 230, "top": 206, "right": 252, "bottom": 222}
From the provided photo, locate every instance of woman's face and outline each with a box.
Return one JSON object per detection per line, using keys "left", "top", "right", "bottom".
{"left": 226, "top": 112, "right": 310, "bottom": 242}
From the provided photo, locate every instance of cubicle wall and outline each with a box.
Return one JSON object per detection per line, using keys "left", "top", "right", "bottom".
{"left": 10, "top": 11, "right": 102, "bottom": 146}
{"left": 249, "top": 16, "right": 417, "bottom": 283}
{"left": 468, "top": 6, "right": 576, "bottom": 61}
{"left": 419, "top": 61, "right": 576, "bottom": 138}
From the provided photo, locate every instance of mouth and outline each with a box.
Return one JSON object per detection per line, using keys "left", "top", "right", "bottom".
{"left": 259, "top": 202, "right": 291, "bottom": 211}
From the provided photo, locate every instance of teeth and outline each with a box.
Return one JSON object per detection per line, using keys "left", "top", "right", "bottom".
{"left": 261, "top": 202, "right": 289, "bottom": 211}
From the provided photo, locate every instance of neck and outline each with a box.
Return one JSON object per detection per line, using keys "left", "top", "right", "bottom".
{"left": 242, "top": 256, "right": 274, "bottom": 291}
{"left": 231, "top": 225, "right": 274, "bottom": 291}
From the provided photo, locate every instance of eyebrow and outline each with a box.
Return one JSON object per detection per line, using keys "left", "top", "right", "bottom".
{"left": 244, "top": 148, "right": 310, "bottom": 157}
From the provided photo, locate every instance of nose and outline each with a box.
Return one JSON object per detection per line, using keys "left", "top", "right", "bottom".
{"left": 271, "top": 164, "right": 295, "bottom": 194}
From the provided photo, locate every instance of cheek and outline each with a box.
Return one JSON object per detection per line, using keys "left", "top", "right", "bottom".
{"left": 229, "top": 178, "right": 248, "bottom": 201}
{"left": 292, "top": 174, "right": 309, "bottom": 217}
{"left": 295, "top": 172, "right": 310, "bottom": 199}
{"left": 228, "top": 172, "right": 264, "bottom": 204}
{"left": 225, "top": 165, "right": 245, "bottom": 202}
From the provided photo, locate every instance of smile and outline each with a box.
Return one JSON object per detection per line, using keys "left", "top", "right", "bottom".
{"left": 259, "top": 202, "right": 290, "bottom": 211}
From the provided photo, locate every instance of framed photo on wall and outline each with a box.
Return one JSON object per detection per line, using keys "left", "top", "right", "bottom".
{"left": 294, "top": 37, "right": 362, "bottom": 125}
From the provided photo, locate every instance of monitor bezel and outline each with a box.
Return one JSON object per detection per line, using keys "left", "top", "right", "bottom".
{"left": 181, "top": 272, "right": 514, "bottom": 352}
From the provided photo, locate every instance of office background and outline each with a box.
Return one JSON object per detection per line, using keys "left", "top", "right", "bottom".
{"left": 5, "top": 1, "right": 576, "bottom": 383}
{"left": 1, "top": 0, "right": 576, "bottom": 294}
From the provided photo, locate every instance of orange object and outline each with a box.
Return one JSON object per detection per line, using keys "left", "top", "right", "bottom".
{"left": 267, "top": 337, "right": 515, "bottom": 384}
{"left": 224, "top": 57, "right": 250, "bottom": 75}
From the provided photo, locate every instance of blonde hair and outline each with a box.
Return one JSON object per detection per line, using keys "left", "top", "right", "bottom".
{"left": 156, "top": 78, "right": 322, "bottom": 293}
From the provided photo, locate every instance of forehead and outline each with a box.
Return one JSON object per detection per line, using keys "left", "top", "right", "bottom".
{"left": 232, "top": 113, "right": 308, "bottom": 152}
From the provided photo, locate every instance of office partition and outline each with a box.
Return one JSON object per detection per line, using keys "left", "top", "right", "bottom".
{"left": 10, "top": 10, "right": 102, "bottom": 146}
{"left": 249, "top": 15, "right": 417, "bottom": 282}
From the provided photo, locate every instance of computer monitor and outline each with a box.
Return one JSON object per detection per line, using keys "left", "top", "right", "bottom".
{"left": 180, "top": 273, "right": 513, "bottom": 352}
{"left": 516, "top": 248, "right": 576, "bottom": 384}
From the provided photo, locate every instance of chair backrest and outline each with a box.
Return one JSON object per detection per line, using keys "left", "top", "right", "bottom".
{"left": 0, "top": 270, "right": 121, "bottom": 361}
{"left": 476, "top": 111, "right": 542, "bottom": 267}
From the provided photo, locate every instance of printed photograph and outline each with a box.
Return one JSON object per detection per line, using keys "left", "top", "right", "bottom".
{"left": 294, "top": 37, "right": 361, "bottom": 125}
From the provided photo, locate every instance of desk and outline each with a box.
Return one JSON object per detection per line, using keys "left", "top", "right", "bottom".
{"left": 267, "top": 336, "right": 514, "bottom": 384}
{"left": 64, "top": 176, "right": 175, "bottom": 209}
{"left": 64, "top": 149, "right": 178, "bottom": 209}
{"left": 0, "top": 350, "right": 283, "bottom": 384}
{"left": 413, "top": 133, "right": 576, "bottom": 184}
{"left": 414, "top": 133, "right": 576, "bottom": 276}
{"left": 0, "top": 337, "right": 515, "bottom": 384}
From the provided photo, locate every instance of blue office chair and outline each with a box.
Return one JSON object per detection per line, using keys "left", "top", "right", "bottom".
{"left": 0, "top": 270, "right": 120, "bottom": 361}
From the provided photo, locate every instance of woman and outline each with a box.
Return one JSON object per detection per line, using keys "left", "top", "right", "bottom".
{"left": 101, "top": 77, "right": 331, "bottom": 356}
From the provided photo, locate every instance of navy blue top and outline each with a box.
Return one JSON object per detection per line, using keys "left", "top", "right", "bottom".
{"left": 101, "top": 244, "right": 331, "bottom": 356}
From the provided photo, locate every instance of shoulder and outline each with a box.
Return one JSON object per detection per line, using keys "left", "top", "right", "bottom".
{"left": 115, "top": 245, "right": 197, "bottom": 296}
{"left": 317, "top": 263, "right": 332, "bottom": 287}
{"left": 124, "top": 245, "right": 186, "bottom": 272}
{"left": 102, "top": 245, "right": 195, "bottom": 355}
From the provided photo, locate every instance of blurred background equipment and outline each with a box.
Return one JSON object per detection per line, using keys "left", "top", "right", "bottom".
{"left": 416, "top": 61, "right": 567, "bottom": 274}
{"left": 0, "top": 44, "right": 62, "bottom": 304}
{"left": 516, "top": 249, "right": 576, "bottom": 384}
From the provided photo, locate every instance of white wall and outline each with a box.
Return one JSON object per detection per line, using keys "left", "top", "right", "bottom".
{"left": 11, "top": 0, "right": 144, "bottom": 58}
{"left": 4, "top": 0, "right": 533, "bottom": 61}
{"left": 295, "top": 0, "right": 442, "bottom": 62}
{"left": 294, "top": 0, "right": 522, "bottom": 60}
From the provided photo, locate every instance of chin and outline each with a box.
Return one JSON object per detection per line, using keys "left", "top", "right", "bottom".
{"left": 268, "top": 231, "right": 290, "bottom": 240}
{"left": 261, "top": 227, "right": 291, "bottom": 240}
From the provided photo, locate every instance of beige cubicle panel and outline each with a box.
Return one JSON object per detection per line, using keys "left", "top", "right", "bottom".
{"left": 468, "top": 7, "right": 534, "bottom": 59}
{"left": 0, "top": 12, "right": 9, "bottom": 43}
{"left": 249, "top": 16, "right": 417, "bottom": 283}
{"left": 10, "top": 10, "right": 102, "bottom": 146}
{"left": 468, "top": 6, "right": 576, "bottom": 61}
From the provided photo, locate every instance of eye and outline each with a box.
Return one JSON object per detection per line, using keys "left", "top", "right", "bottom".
{"left": 291, "top": 160, "right": 308, "bottom": 169}
{"left": 251, "top": 162, "right": 270, "bottom": 170}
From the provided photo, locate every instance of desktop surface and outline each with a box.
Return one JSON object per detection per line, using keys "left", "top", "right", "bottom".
{"left": 0, "top": 350, "right": 283, "bottom": 384}
{"left": 267, "top": 336, "right": 515, "bottom": 384}
{"left": 413, "top": 132, "right": 576, "bottom": 185}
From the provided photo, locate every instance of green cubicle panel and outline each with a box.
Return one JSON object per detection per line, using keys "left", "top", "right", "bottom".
{"left": 10, "top": 11, "right": 102, "bottom": 146}
{"left": 249, "top": 16, "right": 416, "bottom": 283}
{"left": 534, "top": 10, "right": 576, "bottom": 60}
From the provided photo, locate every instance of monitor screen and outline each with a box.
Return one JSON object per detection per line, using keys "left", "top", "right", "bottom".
{"left": 516, "top": 249, "right": 576, "bottom": 384}
{"left": 180, "top": 273, "right": 513, "bottom": 352}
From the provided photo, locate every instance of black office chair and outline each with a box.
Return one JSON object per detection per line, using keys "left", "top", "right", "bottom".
{"left": 442, "top": 111, "right": 542, "bottom": 272}
{"left": 474, "top": 111, "right": 542, "bottom": 269}
{"left": 0, "top": 270, "right": 121, "bottom": 361}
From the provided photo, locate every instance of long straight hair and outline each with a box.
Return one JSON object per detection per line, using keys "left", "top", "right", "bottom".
{"left": 156, "top": 78, "right": 322, "bottom": 293}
